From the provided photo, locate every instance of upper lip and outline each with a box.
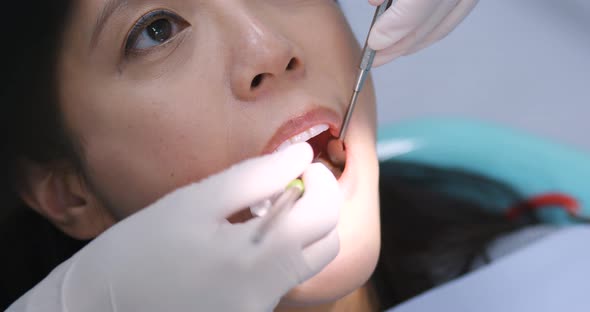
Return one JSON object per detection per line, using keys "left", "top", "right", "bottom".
{"left": 261, "top": 106, "right": 343, "bottom": 155}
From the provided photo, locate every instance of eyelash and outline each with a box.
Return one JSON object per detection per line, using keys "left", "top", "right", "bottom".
{"left": 124, "top": 10, "right": 188, "bottom": 56}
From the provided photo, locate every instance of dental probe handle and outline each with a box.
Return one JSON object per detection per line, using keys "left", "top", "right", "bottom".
{"left": 339, "top": 0, "right": 394, "bottom": 140}
{"left": 252, "top": 179, "right": 305, "bottom": 244}
{"left": 359, "top": 0, "right": 392, "bottom": 74}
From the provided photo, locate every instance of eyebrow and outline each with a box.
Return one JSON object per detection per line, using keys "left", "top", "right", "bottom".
{"left": 90, "top": 0, "right": 129, "bottom": 48}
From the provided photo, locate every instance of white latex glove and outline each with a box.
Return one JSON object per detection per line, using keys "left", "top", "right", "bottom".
{"left": 368, "top": 0, "right": 479, "bottom": 66}
{"left": 8, "top": 143, "right": 342, "bottom": 312}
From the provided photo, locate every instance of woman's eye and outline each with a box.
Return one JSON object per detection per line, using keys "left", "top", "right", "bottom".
{"left": 125, "top": 11, "right": 189, "bottom": 54}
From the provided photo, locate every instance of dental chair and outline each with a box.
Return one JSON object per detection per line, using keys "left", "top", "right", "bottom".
{"left": 376, "top": 118, "right": 590, "bottom": 224}
{"left": 378, "top": 118, "right": 590, "bottom": 311}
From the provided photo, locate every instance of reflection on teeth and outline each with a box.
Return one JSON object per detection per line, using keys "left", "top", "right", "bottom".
{"left": 275, "top": 124, "right": 329, "bottom": 152}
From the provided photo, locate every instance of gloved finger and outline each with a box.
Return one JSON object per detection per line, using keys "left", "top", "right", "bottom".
{"left": 181, "top": 142, "right": 314, "bottom": 220}
{"left": 301, "top": 229, "right": 340, "bottom": 279}
{"left": 285, "top": 163, "right": 342, "bottom": 248}
{"left": 406, "top": 0, "right": 460, "bottom": 48}
{"left": 372, "top": 47, "right": 404, "bottom": 67}
{"left": 367, "top": 0, "right": 440, "bottom": 51}
{"left": 371, "top": 0, "right": 460, "bottom": 66}
{"left": 404, "top": 0, "right": 478, "bottom": 56}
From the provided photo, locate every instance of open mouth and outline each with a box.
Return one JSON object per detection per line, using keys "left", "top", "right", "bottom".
{"left": 275, "top": 124, "right": 347, "bottom": 179}
{"left": 228, "top": 125, "right": 348, "bottom": 224}
{"left": 228, "top": 110, "right": 349, "bottom": 224}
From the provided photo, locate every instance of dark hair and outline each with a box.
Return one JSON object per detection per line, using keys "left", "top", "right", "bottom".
{"left": 2, "top": 1, "right": 82, "bottom": 211}
{"left": 0, "top": 2, "right": 534, "bottom": 310}
{"left": 1, "top": 1, "right": 87, "bottom": 306}
{"left": 371, "top": 161, "right": 536, "bottom": 309}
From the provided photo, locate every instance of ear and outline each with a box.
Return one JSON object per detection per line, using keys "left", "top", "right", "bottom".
{"left": 18, "top": 162, "right": 116, "bottom": 240}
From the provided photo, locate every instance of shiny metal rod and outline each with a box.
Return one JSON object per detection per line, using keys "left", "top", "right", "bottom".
{"left": 338, "top": 0, "right": 393, "bottom": 140}
{"left": 251, "top": 184, "right": 304, "bottom": 244}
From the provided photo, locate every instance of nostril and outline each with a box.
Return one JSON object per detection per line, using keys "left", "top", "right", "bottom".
{"left": 250, "top": 58, "right": 300, "bottom": 91}
{"left": 251, "top": 74, "right": 265, "bottom": 89}
{"left": 286, "top": 58, "right": 299, "bottom": 71}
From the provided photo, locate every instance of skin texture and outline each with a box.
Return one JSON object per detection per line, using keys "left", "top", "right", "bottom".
{"left": 48, "top": 0, "right": 380, "bottom": 309}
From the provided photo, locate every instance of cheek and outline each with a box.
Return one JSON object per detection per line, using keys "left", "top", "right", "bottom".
{"left": 301, "top": 10, "right": 362, "bottom": 88}
{"left": 60, "top": 74, "right": 251, "bottom": 216}
{"left": 86, "top": 112, "right": 230, "bottom": 214}
{"left": 360, "top": 78, "right": 378, "bottom": 138}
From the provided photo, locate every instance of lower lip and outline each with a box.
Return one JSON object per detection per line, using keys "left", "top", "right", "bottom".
{"left": 336, "top": 142, "right": 355, "bottom": 199}
{"left": 313, "top": 144, "right": 354, "bottom": 198}
{"left": 325, "top": 128, "right": 355, "bottom": 198}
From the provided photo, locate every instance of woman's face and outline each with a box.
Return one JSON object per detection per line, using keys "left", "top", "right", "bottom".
{"left": 58, "top": 0, "right": 380, "bottom": 306}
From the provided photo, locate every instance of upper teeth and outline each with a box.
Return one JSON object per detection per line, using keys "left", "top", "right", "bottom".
{"left": 275, "top": 124, "right": 329, "bottom": 152}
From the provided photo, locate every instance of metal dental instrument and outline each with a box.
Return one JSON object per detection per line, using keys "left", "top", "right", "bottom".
{"left": 252, "top": 2, "right": 394, "bottom": 244}
{"left": 252, "top": 179, "right": 304, "bottom": 244}
{"left": 339, "top": 0, "right": 394, "bottom": 140}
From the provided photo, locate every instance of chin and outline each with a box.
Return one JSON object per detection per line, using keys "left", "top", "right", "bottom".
{"left": 280, "top": 228, "right": 381, "bottom": 307}
{"left": 279, "top": 132, "right": 381, "bottom": 307}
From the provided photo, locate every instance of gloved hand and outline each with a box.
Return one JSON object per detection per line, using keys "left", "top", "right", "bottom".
{"left": 8, "top": 143, "right": 342, "bottom": 312}
{"left": 368, "top": 0, "right": 479, "bottom": 66}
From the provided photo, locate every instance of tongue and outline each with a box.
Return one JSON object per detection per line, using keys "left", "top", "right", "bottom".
{"left": 327, "top": 139, "right": 346, "bottom": 167}
{"left": 307, "top": 131, "right": 331, "bottom": 158}
{"left": 306, "top": 131, "right": 346, "bottom": 179}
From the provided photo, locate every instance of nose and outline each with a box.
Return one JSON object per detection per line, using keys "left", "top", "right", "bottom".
{"left": 229, "top": 17, "right": 305, "bottom": 101}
